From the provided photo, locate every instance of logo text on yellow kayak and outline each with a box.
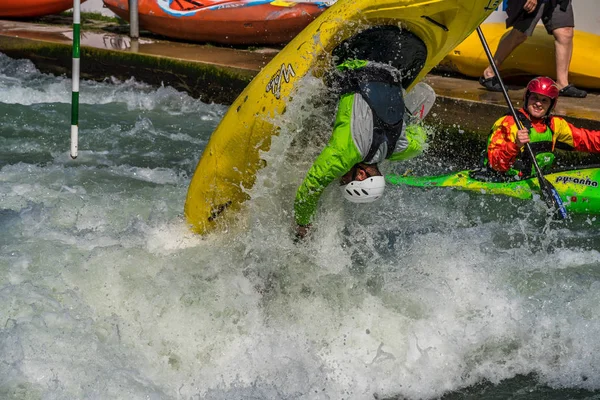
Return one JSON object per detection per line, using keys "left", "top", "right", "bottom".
{"left": 266, "top": 64, "right": 296, "bottom": 99}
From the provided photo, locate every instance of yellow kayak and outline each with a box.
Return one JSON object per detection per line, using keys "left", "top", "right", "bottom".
{"left": 184, "top": 0, "right": 500, "bottom": 235}
{"left": 441, "top": 23, "right": 600, "bottom": 90}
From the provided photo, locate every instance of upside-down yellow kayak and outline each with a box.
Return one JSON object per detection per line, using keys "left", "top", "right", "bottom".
{"left": 441, "top": 23, "right": 600, "bottom": 90}
{"left": 184, "top": 0, "right": 500, "bottom": 235}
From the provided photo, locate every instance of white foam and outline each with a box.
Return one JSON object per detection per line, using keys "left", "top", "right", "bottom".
{"left": 2, "top": 53, "right": 600, "bottom": 400}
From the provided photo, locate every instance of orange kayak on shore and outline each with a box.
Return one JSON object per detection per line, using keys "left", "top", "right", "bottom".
{"left": 0, "top": 0, "right": 86, "bottom": 18}
{"left": 103, "top": 0, "right": 329, "bottom": 45}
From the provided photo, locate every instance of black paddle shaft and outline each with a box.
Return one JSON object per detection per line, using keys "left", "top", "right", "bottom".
{"left": 475, "top": 27, "right": 567, "bottom": 219}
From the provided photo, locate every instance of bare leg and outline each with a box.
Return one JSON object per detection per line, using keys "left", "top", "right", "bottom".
{"left": 552, "top": 26, "right": 574, "bottom": 89}
{"left": 483, "top": 29, "right": 528, "bottom": 78}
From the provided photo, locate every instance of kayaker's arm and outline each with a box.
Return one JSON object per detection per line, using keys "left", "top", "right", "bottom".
{"left": 551, "top": 117, "right": 600, "bottom": 153}
{"left": 387, "top": 124, "right": 427, "bottom": 161}
{"left": 487, "top": 116, "right": 521, "bottom": 172}
{"left": 294, "top": 126, "right": 362, "bottom": 227}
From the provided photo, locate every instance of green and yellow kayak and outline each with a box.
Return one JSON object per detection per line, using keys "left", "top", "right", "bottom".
{"left": 386, "top": 167, "right": 600, "bottom": 214}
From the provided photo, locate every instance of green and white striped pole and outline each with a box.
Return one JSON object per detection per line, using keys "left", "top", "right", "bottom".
{"left": 71, "top": 0, "right": 81, "bottom": 159}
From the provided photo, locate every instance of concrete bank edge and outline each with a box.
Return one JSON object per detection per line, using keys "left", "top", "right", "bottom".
{"left": 1, "top": 34, "right": 599, "bottom": 164}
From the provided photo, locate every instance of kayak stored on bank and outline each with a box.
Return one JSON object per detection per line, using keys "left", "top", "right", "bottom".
{"left": 184, "top": 0, "right": 501, "bottom": 235}
{"left": 102, "top": 0, "right": 328, "bottom": 45}
{"left": 442, "top": 23, "right": 600, "bottom": 90}
{"left": 0, "top": 0, "right": 86, "bottom": 18}
{"left": 386, "top": 166, "right": 600, "bottom": 215}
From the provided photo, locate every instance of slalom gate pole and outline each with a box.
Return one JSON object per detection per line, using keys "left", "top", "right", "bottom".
{"left": 70, "top": 0, "right": 81, "bottom": 159}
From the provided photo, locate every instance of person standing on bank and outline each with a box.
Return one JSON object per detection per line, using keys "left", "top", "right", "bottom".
{"left": 479, "top": 0, "right": 587, "bottom": 98}
{"left": 484, "top": 76, "right": 600, "bottom": 176}
{"left": 293, "top": 27, "right": 433, "bottom": 239}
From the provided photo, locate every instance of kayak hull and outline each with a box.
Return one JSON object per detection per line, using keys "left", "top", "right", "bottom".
{"left": 0, "top": 0, "right": 86, "bottom": 18}
{"left": 386, "top": 167, "right": 600, "bottom": 215}
{"left": 102, "top": 0, "right": 328, "bottom": 45}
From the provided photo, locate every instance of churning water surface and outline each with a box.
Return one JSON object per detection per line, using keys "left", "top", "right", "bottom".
{"left": 1, "top": 53, "right": 600, "bottom": 400}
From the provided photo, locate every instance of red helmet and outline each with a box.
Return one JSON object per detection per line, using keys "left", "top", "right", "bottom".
{"left": 524, "top": 76, "right": 559, "bottom": 115}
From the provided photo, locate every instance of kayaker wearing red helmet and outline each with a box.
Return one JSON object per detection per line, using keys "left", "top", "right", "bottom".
{"left": 483, "top": 76, "right": 600, "bottom": 177}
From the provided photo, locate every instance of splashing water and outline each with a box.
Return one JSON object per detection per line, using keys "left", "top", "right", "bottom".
{"left": 1, "top": 53, "right": 600, "bottom": 400}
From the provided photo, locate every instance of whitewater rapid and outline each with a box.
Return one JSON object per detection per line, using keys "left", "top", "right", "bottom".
{"left": 1, "top": 53, "right": 600, "bottom": 400}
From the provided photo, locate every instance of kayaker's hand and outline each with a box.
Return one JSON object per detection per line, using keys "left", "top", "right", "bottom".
{"left": 295, "top": 224, "right": 311, "bottom": 241}
{"left": 523, "top": 0, "right": 537, "bottom": 13}
{"left": 515, "top": 128, "right": 530, "bottom": 148}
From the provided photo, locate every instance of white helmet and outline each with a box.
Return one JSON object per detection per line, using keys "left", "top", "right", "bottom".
{"left": 340, "top": 176, "right": 386, "bottom": 203}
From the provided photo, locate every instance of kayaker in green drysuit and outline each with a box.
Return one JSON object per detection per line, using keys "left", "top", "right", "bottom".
{"left": 294, "top": 59, "right": 433, "bottom": 239}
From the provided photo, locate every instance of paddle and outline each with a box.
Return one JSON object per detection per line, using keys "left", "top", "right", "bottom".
{"left": 476, "top": 27, "right": 567, "bottom": 219}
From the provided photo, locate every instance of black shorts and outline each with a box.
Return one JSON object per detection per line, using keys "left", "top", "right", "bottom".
{"left": 509, "top": 1, "right": 574, "bottom": 36}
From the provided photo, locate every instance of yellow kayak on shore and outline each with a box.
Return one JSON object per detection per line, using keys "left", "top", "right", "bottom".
{"left": 184, "top": 0, "right": 500, "bottom": 235}
{"left": 441, "top": 23, "right": 600, "bottom": 90}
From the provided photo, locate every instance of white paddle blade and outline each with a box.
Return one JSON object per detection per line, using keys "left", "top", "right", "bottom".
{"left": 404, "top": 82, "right": 436, "bottom": 124}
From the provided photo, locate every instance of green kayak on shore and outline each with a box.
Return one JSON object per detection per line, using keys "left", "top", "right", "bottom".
{"left": 386, "top": 166, "right": 600, "bottom": 215}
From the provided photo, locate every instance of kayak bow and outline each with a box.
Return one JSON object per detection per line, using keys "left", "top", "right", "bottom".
{"left": 386, "top": 167, "right": 600, "bottom": 214}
